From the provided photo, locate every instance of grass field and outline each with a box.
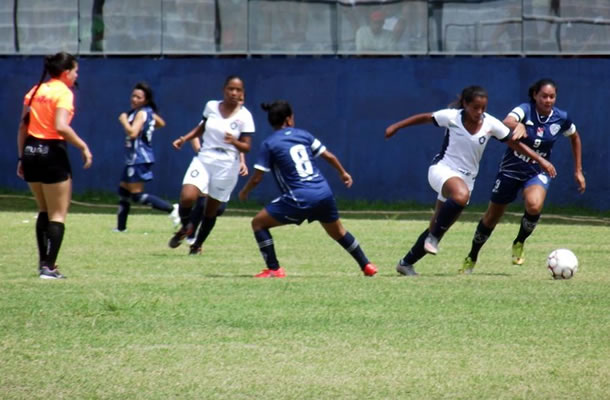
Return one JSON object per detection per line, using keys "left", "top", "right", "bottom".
{"left": 1, "top": 200, "right": 609, "bottom": 399}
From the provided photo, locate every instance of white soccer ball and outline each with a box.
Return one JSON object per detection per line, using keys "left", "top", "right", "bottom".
{"left": 547, "top": 248, "right": 578, "bottom": 280}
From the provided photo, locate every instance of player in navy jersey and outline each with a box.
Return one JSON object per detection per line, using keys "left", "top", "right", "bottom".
{"left": 385, "top": 86, "right": 555, "bottom": 276}
{"left": 169, "top": 76, "right": 253, "bottom": 254}
{"left": 115, "top": 82, "right": 178, "bottom": 232}
{"left": 238, "top": 100, "right": 378, "bottom": 278}
{"left": 461, "top": 79, "right": 585, "bottom": 273}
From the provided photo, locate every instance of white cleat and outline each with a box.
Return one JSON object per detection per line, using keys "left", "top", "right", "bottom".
{"left": 169, "top": 203, "right": 180, "bottom": 227}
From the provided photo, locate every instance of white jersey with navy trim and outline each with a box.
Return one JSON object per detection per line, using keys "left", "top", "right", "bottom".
{"left": 198, "top": 100, "right": 255, "bottom": 166}
{"left": 498, "top": 102, "right": 576, "bottom": 181}
{"left": 254, "top": 127, "right": 332, "bottom": 205}
{"left": 431, "top": 109, "right": 510, "bottom": 178}
{"left": 124, "top": 105, "right": 155, "bottom": 166}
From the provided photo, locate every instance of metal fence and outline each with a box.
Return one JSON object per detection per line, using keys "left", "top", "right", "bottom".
{"left": 2, "top": 0, "right": 610, "bottom": 56}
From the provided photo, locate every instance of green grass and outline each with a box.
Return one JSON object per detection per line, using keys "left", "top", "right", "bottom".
{"left": 0, "top": 207, "right": 609, "bottom": 399}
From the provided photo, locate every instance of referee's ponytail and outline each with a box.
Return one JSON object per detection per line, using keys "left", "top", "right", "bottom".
{"left": 261, "top": 100, "right": 293, "bottom": 129}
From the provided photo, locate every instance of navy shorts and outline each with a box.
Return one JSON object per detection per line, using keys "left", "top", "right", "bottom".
{"left": 490, "top": 171, "right": 551, "bottom": 204}
{"left": 265, "top": 194, "right": 340, "bottom": 225}
{"left": 121, "top": 163, "right": 154, "bottom": 183}
{"left": 22, "top": 136, "right": 72, "bottom": 184}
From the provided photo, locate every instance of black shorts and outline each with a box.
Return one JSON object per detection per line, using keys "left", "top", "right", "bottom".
{"left": 22, "top": 136, "right": 72, "bottom": 184}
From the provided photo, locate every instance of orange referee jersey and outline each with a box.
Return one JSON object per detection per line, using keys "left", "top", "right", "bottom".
{"left": 24, "top": 79, "right": 74, "bottom": 140}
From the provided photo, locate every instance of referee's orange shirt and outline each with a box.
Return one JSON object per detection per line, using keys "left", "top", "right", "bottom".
{"left": 24, "top": 79, "right": 74, "bottom": 140}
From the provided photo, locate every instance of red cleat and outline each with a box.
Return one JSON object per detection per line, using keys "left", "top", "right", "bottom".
{"left": 362, "top": 263, "right": 378, "bottom": 276}
{"left": 254, "top": 267, "right": 286, "bottom": 278}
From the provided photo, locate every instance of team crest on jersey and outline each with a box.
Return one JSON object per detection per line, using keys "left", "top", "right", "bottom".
{"left": 549, "top": 123, "right": 561, "bottom": 136}
{"left": 536, "top": 127, "right": 544, "bottom": 137}
{"left": 190, "top": 170, "right": 199, "bottom": 178}
{"left": 479, "top": 136, "right": 486, "bottom": 145}
{"left": 230, "top": 120, "right": 240, "bottom": 130}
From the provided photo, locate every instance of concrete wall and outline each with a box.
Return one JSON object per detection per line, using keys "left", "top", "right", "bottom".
{"left": 1, "top": 56, "right": 607, "bottom": 210}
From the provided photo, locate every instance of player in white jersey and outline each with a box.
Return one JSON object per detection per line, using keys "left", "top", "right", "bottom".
{"left": 385, "top": 86, "right": 555, "bottom": 276}
{"left": 168, "top": 76, "right": 254, "bottom": 254}
{"left": 461, "top": 79, "right": 585, "bottom": 273}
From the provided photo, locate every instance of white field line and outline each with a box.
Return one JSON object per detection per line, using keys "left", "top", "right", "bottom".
{"left": 2, "top": 194, "right": 608, "bottom": 224}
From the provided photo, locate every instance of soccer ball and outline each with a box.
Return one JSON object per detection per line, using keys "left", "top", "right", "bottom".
{"left": 547, "top": 249, "right": 578, "bottom": 279}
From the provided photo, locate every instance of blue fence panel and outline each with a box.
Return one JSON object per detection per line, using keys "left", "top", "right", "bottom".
{"left": 1, "top": 57, "right": 608, "bottom": 210}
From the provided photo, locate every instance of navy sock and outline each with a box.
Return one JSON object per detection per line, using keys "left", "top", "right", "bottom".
{"left": 117, "top": 200, "right": 130, "bottom": 231}
{"left": 36, "top": 212, "right": 49, "bottom": 266}
{"left": 45, "top": 221, "right": 65, "bottom": 268}
{"left": 254, "top": 229, "right": 279, "bottom": 270}
{"left": 131, "top": 192, "right": 173, "bottom": 213}
{"left": 468, "top": 220, "right": 494, "bottom": 262}
{"left": 431, "top": 198, "right": 465, "bottom": 240}
{"left": 336, "top": 231, "right": 369, "bottom": 268}
{"left": 515, "top": 211, "right": 540, "bottom": 244}
{"left": 189, "top": 197, "right": 205, "bottom": 235}
{"left": 194, "top": 216, "right": 217, "bottom": 247}
{"left": 117, "top": 187, "right": 131, "bottom": 231}
{"left": 403, "top": 229, "right": 429, "bottom": 266}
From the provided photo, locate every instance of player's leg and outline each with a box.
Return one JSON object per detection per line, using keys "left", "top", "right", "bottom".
{"left": 28, "top": 182, "right": 49, "bottom": 271}
{"left": 187, "top": 196, "right": 205, "bottom": 244}
{"left": 424, "top": 177, "right": 469, "bottom": 255}
{"left": 124, "top": 165, "right": 174, "bottom": 213}
{"left": 189, "top": 196, "right": 222, "bottom": 254}
{"left": 39, "top": 179, "right": 71, "bottom": 279}
{"left": 461, "top": 201, "right": 508, "bottom": 273}
{"left": 463, "top": 173, "right": 521, "bottom": 272}
{"left": 251, "top": 208, "right": 285, "bottom": 277}
{"left": 169, "top": 157, "right": 209, "bottom": 248}
{"left": 512, "top": 181, "right": 548, "bottom": 265}
{"left": 320, "top": 218, "right": 377, "bottom": 276}
{"left": 116, "top": 183, "right": 132, "bottom": 232}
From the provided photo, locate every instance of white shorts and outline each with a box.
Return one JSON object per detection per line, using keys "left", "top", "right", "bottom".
{"left": 428, "top": 162, "right": 475, "bottom": 202}
{"left": 182, "top": 156, "right": 239, "bottom": 202}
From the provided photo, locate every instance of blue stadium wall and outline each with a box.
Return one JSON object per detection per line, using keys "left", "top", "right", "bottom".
{"left": 1, "top": 57, "right": 608, "bottom": 210}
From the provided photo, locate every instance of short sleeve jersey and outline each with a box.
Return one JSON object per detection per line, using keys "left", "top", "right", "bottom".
{"left": 199, "top": 100, "right": 255, "bottom": 162}
{"left": 254, "top": 127, "right": 332, "bottom": 204}
{"left": 124, "top": 106, "right": 156, "bottom": 165}
{"left": 24, "top": 79, "right": 74, "bottom": 140}
{"left": 498, "top": 102, "right": 576, "bottom": 180}
{"left": 431, "top": 109, "right": 510, "bottom": 178}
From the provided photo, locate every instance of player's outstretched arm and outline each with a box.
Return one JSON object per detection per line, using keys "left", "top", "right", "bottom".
{"left": 153, "top": 113, "right": 166, "bottom": 129}
{"left": 239, "top": 169, "right": 265, "bottom": 201}
{"left": 569, "top": 131, "right": 586, "bottom": 193}
{"left": 385, "top": 113, "right": 434, "bottom": 139}
{"left": 507, "top": 140, "right": 557, "bottom": 178}
{"left": 320, "top": 150, "right": 352, "bottom": 188}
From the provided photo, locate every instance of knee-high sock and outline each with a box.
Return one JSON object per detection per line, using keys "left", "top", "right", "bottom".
{"left": 254, "top": 229, "right": 279, "bottom": 270}
{"left": 403, "top": 229, "right": 429, "bottom": 266}
{"left": 36, "top": 212, "right": 49, "bottom": 266}
{"left": 189, "top": 196, "right": 205, "bottom": 235}
{"left": 430, "top": 198, "right": 465, "bottom": 240}
{"left": 117, "top": 187, "right": 131, "bottom": 231}
{"left": 336, "top": 231, "right": 369, "bottom": 268}
{"left": 468, "top": 220, "right": 494, "bottom": 262}
{"left": 45, "top": 221, "right": 65, "bottom": 268}
{"left": 194, "top": 216, "right": 217, "bottom": 247}
{"left": 131, "top": 192, "right": 173, "bottom": 213}
{"left": 514, "top": 211, "right": 540, "bottom": 244}
{"left": 178, "top": 204, "right": 193, "bottom": 227}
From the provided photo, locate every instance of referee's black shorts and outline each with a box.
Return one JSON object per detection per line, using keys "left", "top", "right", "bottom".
{"left": 22, "top": 135, "right": 72, "bottom": 184}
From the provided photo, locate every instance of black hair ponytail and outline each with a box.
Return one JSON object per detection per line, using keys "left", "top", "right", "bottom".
{"left": 261, "top": 100, "right": 293, "bottom": 129}
{"left": 449, "top": 85, "right": 488, "bottom": 109}
{"left": 133, "top": 81, "right": 158, "bottom": 112}
{"left": 528, "top": 78, "right": 557, "bottom": 102}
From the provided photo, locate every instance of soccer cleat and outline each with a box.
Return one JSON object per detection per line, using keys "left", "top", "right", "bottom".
{"left": 39, "top": 266, "right": 66, "bottom": 280}
{"left": 112, "top": 228, "right": 127, "bottom": 233}
{"left": 186, "top": 236, "right": 196, "bottom": 246}
{"left": 188, "top": 245, "right": 201, "bottom": 255}
{"left": 362, "top": 263, "right": 378, "bottom": 277}
{"left": 169, "top": 204, "right": 180, "bottom": 227}
{"left": 396, "top": 260, "right": 418, "bottom": 276}
{"left": 512, "top": 242, "right": 525, "bottom": 265}
{"left": 459, "top": 256, "right": 476, "bottom": 274}
{"left": 254, "top": 267, "right": 286, "bottom": 278}
{"left": 168, "top": 223, "right": 194, "bottom": 249}
{"left": 423, "top": 233, "right": 439, "bottom": 255}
